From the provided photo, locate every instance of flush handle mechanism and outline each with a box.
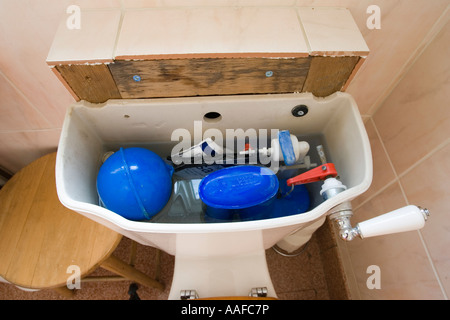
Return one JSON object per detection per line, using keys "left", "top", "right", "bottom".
{"left": 285, "top": 145, "right": 430, "bottom": 241}
{"left": 329, "top": 202, "right": 430, "bottom": 241}
{"left": 286, "top": 163, "right": 338, "bottom": 186}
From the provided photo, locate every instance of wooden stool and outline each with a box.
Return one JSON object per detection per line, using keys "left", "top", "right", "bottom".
{"left": 0, "top": 153, "right": 164, "bottom": 298}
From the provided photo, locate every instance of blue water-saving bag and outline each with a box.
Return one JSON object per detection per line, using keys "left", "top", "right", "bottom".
{"left": 199, "top": 166, "right": 279, "bottom": 221}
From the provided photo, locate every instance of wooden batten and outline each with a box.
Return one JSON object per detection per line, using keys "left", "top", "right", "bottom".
{"left": 302, "top": 56, "right": 361, "bottom": 97}
{"left": 55, "top": 64, "right": 122, "bottom": 103}
{"left": 108, "top": 57, "right": 312, "bottom": 99}
{"left": 52, "top": 55, "right": 362, "bottom": 101}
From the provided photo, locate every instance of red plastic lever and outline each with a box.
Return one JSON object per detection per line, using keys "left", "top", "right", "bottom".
{"left": 286, "top": 163, "right": 338, "bottom": 187}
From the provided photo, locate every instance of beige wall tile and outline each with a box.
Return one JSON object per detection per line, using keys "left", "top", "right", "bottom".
{"left": 298, "top": 7, "right": 369, "bottom": 56}
{"left": 352, "top": 181, "right": 406, "bottom": 225}
{"left": 400, "top": 143, "right": 450, "bottom": 296}
{"left": 372, "top": 20, "right": 450, "bottom": 175}
{"left": 123, "top": 0, "right": 296, "bottom": 7}
{"left": 348, "top": 182, "right": 444, "bottom": 299}
{"left": 344, "top": 0, "right": 448, "bottom": 116}
{"left": 237, "top": 0, "right": 296, "bottom": 6}
{"left": 295, "top": 0, "right": 448, "bottom": 115}
{"left": 115, "top": 7, "right": 308, "bottom": 59}
{"left": 122, "top": 0, "right": 164, "bottom": 8}
{"left": 156, "top": 0, "right": 237, "bottom": 7}
{"left": 0, "top": 0, "right": 75, "bottom": 128}
{"left": 0, "top": 73, "right": 51, "bottom": 131}
{"left": 72, "top": 0, "right": 121, "bottom": 9}
{"left": 47, "top": 9, "right": 121, "bottom": 64}
{"left": 351, "top": 119, "right": 396, "bottom": 209}
{"left": 0, "top": 129, "right": 61, "bottom": 173}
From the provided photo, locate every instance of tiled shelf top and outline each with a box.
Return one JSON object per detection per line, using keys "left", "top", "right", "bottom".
{"left": 298, "top": 7, "right": 370, "bottom": 56}
{"left": 46, "top": 7, "right": 369, "bottom": 65}
{"left": 46, "top": 10, "right": 122, "bottom": 65}
{"left": 115, "top": 7, "right": 309, "bottom": 60}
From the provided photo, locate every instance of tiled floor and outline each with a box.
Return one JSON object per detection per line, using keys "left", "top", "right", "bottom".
{"left": 0, "top": 221, "right": 347, "bottom": 300}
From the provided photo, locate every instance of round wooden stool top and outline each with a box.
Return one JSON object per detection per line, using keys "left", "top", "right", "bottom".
{"left": 0, "top": 153, "right": 122, "bottom": 289}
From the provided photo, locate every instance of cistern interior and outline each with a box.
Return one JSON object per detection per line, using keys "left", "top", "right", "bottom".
{"left": 55, "top": 93, "right": 371, "bottom": 299}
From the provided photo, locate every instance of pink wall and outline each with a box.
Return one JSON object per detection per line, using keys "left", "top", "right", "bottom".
{"left": 343, "top": 12, "right": 449, "bottom": 299}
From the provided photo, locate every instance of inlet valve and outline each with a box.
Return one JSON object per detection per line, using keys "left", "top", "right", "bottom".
{"left": 328, "top": 202, "right": 360, "bottom": 241}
